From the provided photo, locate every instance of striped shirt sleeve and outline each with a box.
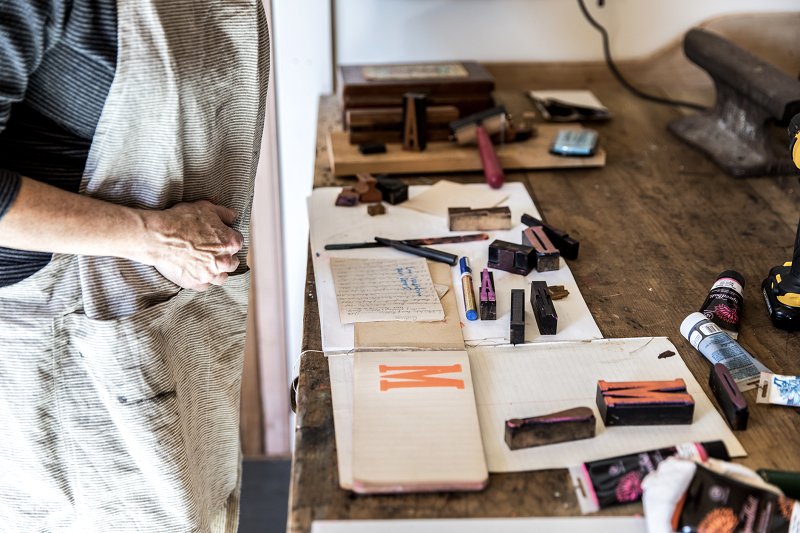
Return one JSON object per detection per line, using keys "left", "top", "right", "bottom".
{"left": 0, "top": 0, "right": 66, "bottom": 220}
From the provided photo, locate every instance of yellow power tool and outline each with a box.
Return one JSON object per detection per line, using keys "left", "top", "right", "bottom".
{"left": 761, "top": 112, "right": 800, "bottom": 330}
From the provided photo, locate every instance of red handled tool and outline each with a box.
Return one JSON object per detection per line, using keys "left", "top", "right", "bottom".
{"left": 450, "top": 106, "right": 507, "bottom": 189}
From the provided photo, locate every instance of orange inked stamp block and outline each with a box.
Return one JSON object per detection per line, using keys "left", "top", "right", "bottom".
{"left": 596, "top": 379, "right": 695, "bottom": 426}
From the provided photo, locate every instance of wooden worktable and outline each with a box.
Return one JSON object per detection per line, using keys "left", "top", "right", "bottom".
{"left": 288, "top": 64, "right": 800, "bottom": 532}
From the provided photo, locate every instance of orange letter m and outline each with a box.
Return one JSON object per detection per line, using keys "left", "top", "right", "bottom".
{"left": 379, "top": 364, "right": 465, "bottom": 391}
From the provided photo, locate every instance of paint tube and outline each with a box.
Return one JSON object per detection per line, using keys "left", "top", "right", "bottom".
{"left": 569, "top": 440, "right": 730, "bottom": 515}
{"left": 678, "top": 463, "right": 797, "bottom": 533}
{"left": 699, "top": 271, "right": 745, "bottom": 340}
{"left": 680, "top": 312, "right": 771, "bottom": 392}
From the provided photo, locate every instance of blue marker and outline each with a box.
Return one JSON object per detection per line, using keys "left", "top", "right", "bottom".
{"left": 460, "top": 257, "right": 478, "bottom": 321}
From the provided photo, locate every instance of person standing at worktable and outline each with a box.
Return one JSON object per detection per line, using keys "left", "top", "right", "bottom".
{"left": 0, "top": 0, "right": 268, "bottom": 531}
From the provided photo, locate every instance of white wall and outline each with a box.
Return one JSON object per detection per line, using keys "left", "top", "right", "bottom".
{"left": 335, "top": 0, "right": 800, "bottom": 64}
{"left": 271, "top": 0, "right": 332, "bottom": 396}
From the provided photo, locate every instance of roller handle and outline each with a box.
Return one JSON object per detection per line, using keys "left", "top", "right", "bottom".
{"left": 475, "top": 125, "right": 505, "bottom": 189}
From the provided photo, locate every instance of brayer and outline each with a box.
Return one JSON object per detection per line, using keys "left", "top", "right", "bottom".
{"left": 450, "top": 106, "right": 507, "bottom": 189}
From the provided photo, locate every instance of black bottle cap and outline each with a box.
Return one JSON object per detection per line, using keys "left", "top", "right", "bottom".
{"left": 701, "top": 440, "right": 730, "bottom": 461}
{"left": 717, "top": 270, "right": 745, "bottom": 288}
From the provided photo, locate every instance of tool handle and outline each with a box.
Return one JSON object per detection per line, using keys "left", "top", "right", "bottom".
{"left": 475, "top": 125, "right": 505, "bottom": 189}
{"left": 324, "top": 242, "right": 384, "bottom": 250}
{"left": 375, "top": 237, "right": 458, "bottom": 266}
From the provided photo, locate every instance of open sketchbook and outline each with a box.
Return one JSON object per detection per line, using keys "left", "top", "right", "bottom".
{"left": 308, "top": 183, "right": 602, "bottom": 351}
{"left": 329, "top": 338, "right": 744, "bottom": 489}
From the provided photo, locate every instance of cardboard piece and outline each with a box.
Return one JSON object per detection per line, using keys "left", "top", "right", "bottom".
{"left": 401, "top": 180, "right": 508, "bottom": 218}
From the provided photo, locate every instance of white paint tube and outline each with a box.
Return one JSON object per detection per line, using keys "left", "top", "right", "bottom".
{"left": 680, "top": 312, "right": 771, "bottom": 392}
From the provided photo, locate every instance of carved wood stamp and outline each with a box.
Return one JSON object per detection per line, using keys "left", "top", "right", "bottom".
{"left": 522, "top": 226, "right": 560, "bottom": 272}
{"left": 530, "top": 281, "right": 557, "bottom": 335}
{"left": 710, "top": 363, "right": 749, "bottom": 430}
{"left": 510, "top": 289, "right": 525, "bottom": 345}
{"left": 596, "top": 379, "right": 695, "bottom": 426}
{"left": 448, "top": 207, "right": 512, "bottom": 231}
{"left": 480, "top": 269, "right": 496, "bottom": 321}
{"left": 505, "top": 407, "right": 596, "bottom": 450}
{"left": 488, "top": 240, "right": 535, "bottom": 276}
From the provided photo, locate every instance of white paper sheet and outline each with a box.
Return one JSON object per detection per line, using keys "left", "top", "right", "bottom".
{"left": 329, "top": 352, "right": 355, "bottom": 489}
{"left": 330, "top": 258, "right": 444, "bottom": 324}
{"left": 470, "top": 338, "right": 746, "bottom": 473}
{"left": 309, "top": 183, "right": 602, "bottom": 351}
{"left": 311, "top": 516, "right": 647, "bottom": 533}
{"left": 529, "top": 90, "right": 608, "bottom": 111}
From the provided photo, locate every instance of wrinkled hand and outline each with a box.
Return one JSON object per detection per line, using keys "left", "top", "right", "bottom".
{"left": 146, "top": 200, "right": 243, "bottom": 291}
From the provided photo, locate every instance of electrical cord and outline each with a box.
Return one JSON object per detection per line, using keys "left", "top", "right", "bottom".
{"left": 576, "top": 0, "right": 708, "bottom": 111}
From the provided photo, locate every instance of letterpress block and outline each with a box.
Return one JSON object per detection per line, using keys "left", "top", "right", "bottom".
{"left": 596, "top": 379, "right": 695, "bottom": 426}
{"left": 448, "top": 207, "right": 512, "bottom": 231}
{"left": 521, "top": 214, "right": 580, "bottom": 260}
{"left": 480, "top": 269, "right": 496, "bottom": 320}
{"left": 530, "top": 281, "right": 557, "bottom": 335}
{"left": 510, "top": 289, "right": 525, "bottom": 345}
{"left": 402, "top": 92, "right": 428, "bottom": 151}
{"left": 522, "top": 226, "right": 561, "bottom": 272}
{"left": 488, "top": 240, "right": 535, "bottom": 276}
{"left": 335, "top": 188, "right": 359, "bottom": 206}
{"left": 505, "top": 407, "right": 596, "bottom": 450}
{"left": 375, "top": 177, "right": 408, "bottom": 205}
{"left": 367, "top": 203, "right": 386, "bottom": 216}
{"left": 710, "top": 364, "right": 749, "bottom": 430}
{"left": 354, "top": 173, "right": 383, "bottom": 203}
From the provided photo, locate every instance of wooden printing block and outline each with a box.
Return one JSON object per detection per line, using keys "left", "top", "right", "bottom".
{"left": 402, "top": 92, "right": 428, "bottom": 151}
{"left": 530, "top": 281, "right": 557, "bottom": 335}
{"left": 354, "top": 173, "right": 383, "bottom": 203}
{"left": 504, "top": 407, "right": 596, "bottom": 450}
{"left": 375, "top": 177, "right": 408, "bottom": 205}
{"left": 367, "top": 204, "right": 386, "bottom": 216}
{"left": 709, "top": 363, "right": 749, "bottom": 430}
{"left": 596, "top": 379, "right": 695, "bottom": 426}
{"left": 510, "top": 289, "right": 525, "bottom": 345}
{"left": 448, "top": 206, "right": 512, "bottom": 231}
{"left": 487, "top": 240, "right": 535, "bottom": 276}
{"left": 522, "top": 226, "right": 560, "bottom": 272}
{"left": 479, "top": 269, "right": 496, "bottom": 321}
{"left": 346, "top": 105, "right": 458, "bottom": 145}
{"left": 335, "top": 188, "right": 359, "bottom": 206}
{"left": 521, "top": 214, "right": 580, "bottom": 260}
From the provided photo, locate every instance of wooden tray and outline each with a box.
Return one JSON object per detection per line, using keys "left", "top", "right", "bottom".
{"left": 327, "top": 124, "right": 606, "bottom": 176}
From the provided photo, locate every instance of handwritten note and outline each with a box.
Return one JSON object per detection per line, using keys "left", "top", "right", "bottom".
{"left": 331, "top": 258, "right": 445, "bottom": 324}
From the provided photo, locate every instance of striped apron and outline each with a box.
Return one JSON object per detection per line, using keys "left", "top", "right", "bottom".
{"left": 0, "top": 1, "right": 268, "bottom": 531}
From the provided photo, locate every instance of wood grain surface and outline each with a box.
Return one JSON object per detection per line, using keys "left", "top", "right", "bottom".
{"left": 290, "top": 69, "right": 800, "bottom": 532}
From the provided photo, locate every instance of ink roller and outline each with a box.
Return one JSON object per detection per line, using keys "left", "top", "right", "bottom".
{"left": 449, "top": 106, "right": 507, "bottom": 189}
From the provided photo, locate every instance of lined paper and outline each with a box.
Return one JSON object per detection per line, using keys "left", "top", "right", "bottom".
{"left": 468, "top": 338, "right": 745, "bottom": 473}
{"left": 352, "top": 350, "right": 488, "bottom": 493}
{"left": 331, "top": 258, "right": 444, "bottom": 324}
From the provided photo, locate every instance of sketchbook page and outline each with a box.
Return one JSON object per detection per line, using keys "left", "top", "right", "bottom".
{"left": 352, "top": 350, "right": 488, "bottom": 493}
{"left": 328, "top": 352, "right": 355, "bottom": 490}
{"left": 529, "top": 90, "right": 608, "bottom": 111}
{"left": 468, "top": 338, "right": 745, "bottom": 473}
{"left": 330, "top": 257, "right": 444, "bottom": 324}
{"left": 401, "top": 180, "right": 508, "bottom": 217}
{"left": 355, "top": 262, "right": 464, "bottom": 350}
{"left": 311, "top": 516, "right": 647, "bottom": 533}
{"left": 308, "top": 182, "right": 601, "bottom": 351}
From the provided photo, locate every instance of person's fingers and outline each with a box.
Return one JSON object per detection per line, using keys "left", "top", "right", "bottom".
{"left": 210, "top": 204, "right": 239, "bottom": 225}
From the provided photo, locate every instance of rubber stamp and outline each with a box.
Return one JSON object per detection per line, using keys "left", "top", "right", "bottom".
{"left": 479, "top": 269, "right": 496, "bottom": 320}
{"left": 522, "top": 226, "right": 560, "bottom": 272}
{"left": 530, "top": 281, "right": 557, "bottom": 335}
{"left": 488, "top": 240, "right": 535, "bottom": 276}
{"left": 596, "top": 379, "right": 695, "bottom": 426}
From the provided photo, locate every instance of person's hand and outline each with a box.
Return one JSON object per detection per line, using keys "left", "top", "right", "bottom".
{"left": 144, "top": 200, "right": 243, "bottom": 291}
